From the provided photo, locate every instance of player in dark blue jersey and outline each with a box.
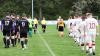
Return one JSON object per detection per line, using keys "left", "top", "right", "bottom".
{"left": 10, "top": 15, "right": 19, "bottom": 47}
{"left": 1, "top": 15, "right": 12, "bottom": 48}
{"left": 15, "top": 15, "right": 20, "bottom": 45}
{"left": 18, "top": 16, "right": 29, "bottom": 50}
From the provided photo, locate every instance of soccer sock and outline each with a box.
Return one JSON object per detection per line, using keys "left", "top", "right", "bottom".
{"left": 86, "top": 43, "right": 89, "bottom": 50}
{"left": 92, "top": 43, "right": 95, "bottom": 52}
{"left": 25, "top": 39, "right": 28, "bottom": 45}
{"left": 21, "top": 41, "right": 24, "bottom": 48}
{"left": 3, "top": 38, "right": 6, "bottom": 47}
{"left": 89, "top": 47, "right": 93, "bottom": 54}
{"left": 11, "top": 39, "right": 15, "bottom": 47}
{"left": 6, "top": 39, "right": 10, "bottom": 48}
{"left": 15, "top": 38, "right": 17, "bottom": 45}
{"left": 18, "top": 38, "right": 20, "bottom": 43}
{"left": 81, "top": 44, "right": 84, "bottom": 50}
{"left": 34, "top": 30, "right": 36, "bottom": 34}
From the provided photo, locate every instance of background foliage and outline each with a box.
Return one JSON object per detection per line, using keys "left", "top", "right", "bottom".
{"left": 0, "top": 0, "right": 100, "bottom": 20}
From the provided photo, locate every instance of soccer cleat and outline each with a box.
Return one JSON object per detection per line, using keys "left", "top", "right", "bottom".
{"left": 93, "top": 52, "right": 95, "bottom": 55}
{"left": 24, "top": 45, "right": 27, "bottom": 49}
{"left": 86, "top": 50, "right": 89, "bottom": 54}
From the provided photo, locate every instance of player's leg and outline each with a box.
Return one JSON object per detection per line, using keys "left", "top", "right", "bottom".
{"left": 34, "top": 24, "right": 37, "bottom": 34}
{"left": 11, "top": 30, "right": 15, "bottom": 47}
{"left": 58, "top": 26, "right": 64, "bottom": 37}
{"left": 6, "top": 30, "right": 11, "bottom": 48}
{"left": 85, "top": 34, "right": 89, "bottom": 53}
{"left": 14, "top": 32, "right": 17, "bottom": 46}
{"left": 2, "top": 30, "right": 7, "bottom": 48}
{"left": 24, "top": 33, "right": 28, "bottom": 49}
{"left": 28, "top": 28, "right": 32, "bottom": 37}
{"left": 87, "top": 34, "right": 93, "bottom": 56}
{"left": 42, "top": 25, "right": 46, "bottom": 33}
{"left": 80, "top": 34, "right": 85, "bottom": 51}
{"left": 92, "top": 34, "right": 96, "bottom": 55}
{"left": 20, "top": 33, "right": 25, "bottom": 50}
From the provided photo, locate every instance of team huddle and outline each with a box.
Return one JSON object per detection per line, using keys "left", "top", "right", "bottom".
{"left": 1, "top": 14, "right": 47, "bottom": 50}
{"left": 66, "top": 13, "right": 99, "bottom": 56}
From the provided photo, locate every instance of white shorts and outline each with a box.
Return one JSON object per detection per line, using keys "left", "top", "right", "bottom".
{"left": 74, "top": 30, "right": 80, "bottom": 38}
{"left": 85, "top": 33, "right": 96, "bottom": 43}
{"left": 80, "top": 33, "right": 85, "bottom": 44}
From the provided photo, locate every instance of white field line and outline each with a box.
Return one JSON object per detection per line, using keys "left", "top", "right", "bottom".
{"left": 37, "top": 30, "right": 56, "bottom": 56}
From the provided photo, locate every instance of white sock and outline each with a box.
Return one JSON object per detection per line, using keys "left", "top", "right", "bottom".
{"left": 89, "top": 48, "right": 93, "bottom": 54}
{"left": 86, "top": 45, "right": 89, "bottom": 51}
{"left": 92, "top": 45, "right": 95, "bottom": 52}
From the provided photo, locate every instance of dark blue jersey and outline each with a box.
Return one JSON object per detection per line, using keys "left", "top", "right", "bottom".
{"left": 18, "top": 18, "right": 29, "bottom": 32}
{"left": 1, "top": 19, "right": 12, "bottom": 30}
{"left": 12, "top": 19, "right": 19, "bottom": 30}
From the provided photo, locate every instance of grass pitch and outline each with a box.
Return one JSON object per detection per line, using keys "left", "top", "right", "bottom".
{"left": 0, "top": 25, "right": 100, "bottom": 56}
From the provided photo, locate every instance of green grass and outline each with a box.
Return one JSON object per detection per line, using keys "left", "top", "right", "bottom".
{"left": 0, "top": 25, "right": 100, "bottom": 56}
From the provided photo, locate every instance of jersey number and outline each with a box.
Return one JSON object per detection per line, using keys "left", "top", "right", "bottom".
{"left": 89, "top": 23, "right": 95, "bottom": 29}
{"left": 22, "top": 22, "right": 25, "bottom": 27}
{"left": 5, "top": 21, "right": 10, "bottom": 25}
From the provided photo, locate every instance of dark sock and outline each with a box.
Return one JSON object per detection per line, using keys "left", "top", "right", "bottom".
{"left": 21, "top": 41, "right": 24, "bottom": 48}
{"left": 18, "top": 38, "right": 20, "bottom": 43}
{"left": 43, "top": 30, "right": 45, "bottom": 33}
{"left": 25, "top": 39, "right": 28, "bottom": 45}
{"left": 11, "top": 39, "right": 15, "bottom": 47}
{"left": 3, "top": 38, "right": 6, "bottom": 47}
{"left": 34, "top": 30, "right": 36, "bottom": 34}
{"left": 6, "top": 39, "right": 10, "bottom": 48}
{"left": 15, "top": 38, "right": 17, "bottom": 45}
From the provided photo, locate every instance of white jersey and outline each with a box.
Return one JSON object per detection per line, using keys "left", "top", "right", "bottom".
{"left": 67, "top": 19, "right": 73, "bottom": 29}
{"left": 78, "top": 21, "right": 86, "bottom": 34}
{"left": 85, "top": 17, "right": 98, "bottom": 34}
{"left": 74, "top": 18, "right": 82, "bottom": 30}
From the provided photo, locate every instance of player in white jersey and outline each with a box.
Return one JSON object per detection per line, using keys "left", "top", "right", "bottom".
{"left": 85, "top": 13, "right": 99, "bottom": 55}
{"left": 67, "top": 16, "right": 74, "bottom": 37}
{"left": 67, "top": 16, "right": 76, "bottom": 39}
{"left": 78, "top": 15, "right": 86, "bottom": 51}
{"left": 73, "top": 16, "right": 82, "bottom": 44}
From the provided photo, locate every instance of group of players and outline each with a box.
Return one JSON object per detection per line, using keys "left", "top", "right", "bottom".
{"left": 66, "top": 13, "right": 99, "bottom": 56}
{"left": 1, "top": 14, "right": 47, "bottom": 50}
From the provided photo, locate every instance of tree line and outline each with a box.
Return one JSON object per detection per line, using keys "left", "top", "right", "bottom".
{"left": 0, "top": 0, "right": 100, "bottom": 20}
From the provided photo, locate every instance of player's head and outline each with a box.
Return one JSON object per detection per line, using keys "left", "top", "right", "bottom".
{"left": 81, "top": 15, "right": 86, "bottom": 21}
{"left": 43, "top": 17, "right": 45, "bottom": 20}
{"left": 86, "top": 13, "right": 93, "bottom": 18}
{"left": 16, "top": 15, "right": 20, "bottom": 19}
{"left": 5, "top": 15, "right": 11, "bottom": 19}
{"left": 58, "top": 16, "right": 61, "bottom": 19}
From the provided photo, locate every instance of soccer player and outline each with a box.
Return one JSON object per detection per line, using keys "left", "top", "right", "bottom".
{"left": 41, "top": 17, "right": 46, "bottom": 33}
{"left": 15, "top": 15, "right": 20, "bottom": 44}
{"left": 78, "top": 15, "right": 86, "bottom": 51}
{"left": 27, "top": 16, "right": 33, "bottom": 37}
{"left": 18, "top": 16, "right": 29, "bottom": 50}
{"left": 57, "top": 19, "right": 65, "bottom": 37}
{"left": 10, "top": 15, "right": 19, "bottom": 46}
{"left": 1, "top": 15, "right": 13, "bottom": 48}
{"left": 66, "top": 16, "right": 74, "bottom": 37}
{"left": 33, "top": 17, "right": 38, "bottom": 34}
{"left": 85, "top": 13, "right": 99, "bottom": 55}
{"left": 57, "top": 16, "right": 62, "bottom": 30}
{"left": 10, "top": 15, "right": 16, "bottom": 47}
{"left": 73, "top": 15, "right": 82, "bottom": 44}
